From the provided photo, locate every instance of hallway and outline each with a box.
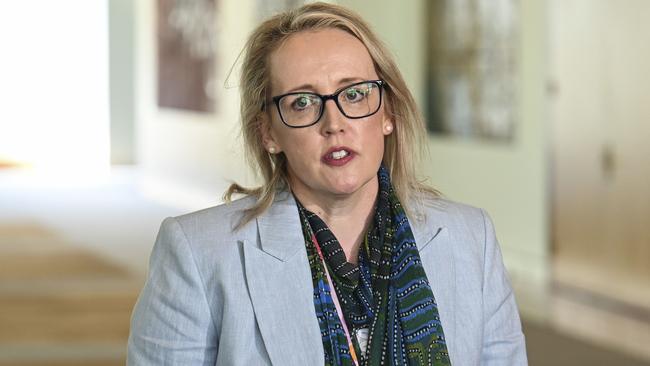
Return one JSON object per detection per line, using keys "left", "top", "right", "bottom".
{"left": 1, "top": 167, "right": 648, "bottom": 365}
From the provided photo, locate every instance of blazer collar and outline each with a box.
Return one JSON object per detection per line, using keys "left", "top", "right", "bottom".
{"left": 256, "top": 190, "right": 446, "bottom": 261}
{"left": 256, "top": 190, "right": 304, "bottom": 261}
{"left": 410, "top": 198, "right": 450, "bottom": 251}
{"left": 246, "top": 191, "right": 322, "bottom": 365}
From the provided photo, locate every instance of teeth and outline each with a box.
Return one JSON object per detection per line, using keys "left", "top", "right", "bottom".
{"left": 331, "top": 150, "right": 349, "bottom": 160}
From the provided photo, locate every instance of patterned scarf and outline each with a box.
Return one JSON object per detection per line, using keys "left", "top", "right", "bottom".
{"left": 297, "top": 166, "right": 451, "bottom": 366}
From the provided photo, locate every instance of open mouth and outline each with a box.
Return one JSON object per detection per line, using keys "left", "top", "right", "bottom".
{"left": 322, "top": 147, "right": 355, "bottom": 165}
{"left": 330, "top": 149, "right": 349, "bottom": 160}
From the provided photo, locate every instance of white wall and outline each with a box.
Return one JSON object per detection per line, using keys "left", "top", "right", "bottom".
{"left": 430, "top": 0, "right": 549, "bottom": 282}
{"left": 135, "top": 0, "right": 257, "bottom": 210}
{"left": 110, "top": 0, "right": 136, "bottom": 165}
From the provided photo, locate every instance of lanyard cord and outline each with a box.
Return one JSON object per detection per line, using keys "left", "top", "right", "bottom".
{"left": 310, "top": 233, "right": 360, "bottom": 366}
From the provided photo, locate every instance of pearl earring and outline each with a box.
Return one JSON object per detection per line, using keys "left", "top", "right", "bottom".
{"left": 268, "top": 146, "right": 276, "bottom": 154}
{"left": 385, "top": 124, "right": 393, "bottom": 133}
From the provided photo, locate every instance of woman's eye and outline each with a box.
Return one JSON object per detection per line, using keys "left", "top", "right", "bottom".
{"left": 291, "top": 96, "right": 313, "bottom": 110}
{"left": 344, "top": 87, "right": 367, "bottom": 102}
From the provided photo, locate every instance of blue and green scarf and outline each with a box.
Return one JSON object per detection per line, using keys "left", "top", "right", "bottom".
{"left": 297, "top": 165, "right": 451, "bottom": 365}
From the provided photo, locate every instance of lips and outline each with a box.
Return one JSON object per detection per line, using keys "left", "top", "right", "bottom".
{"left": 322, "top": 146, "right": 356, "bottom": 166}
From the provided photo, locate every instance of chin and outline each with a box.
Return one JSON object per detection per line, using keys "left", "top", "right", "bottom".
{"left": 326, "top": 175, "right": 373, "bottom": 196}
{"left": 328, "top": 185, "right": 360, "bottom": 196}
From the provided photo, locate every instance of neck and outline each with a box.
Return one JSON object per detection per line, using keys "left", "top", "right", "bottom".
{"left": 292, "top": 178, "right": 378, "bottom": 264}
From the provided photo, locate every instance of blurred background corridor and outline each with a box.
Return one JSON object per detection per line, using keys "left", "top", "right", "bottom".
{"left": 0, "top": 0, "right": 648, "bottom": 365}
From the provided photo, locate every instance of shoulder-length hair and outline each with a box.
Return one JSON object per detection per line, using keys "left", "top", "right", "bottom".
{"left": 225, "top": 2, "right": 438, "bottom": 227}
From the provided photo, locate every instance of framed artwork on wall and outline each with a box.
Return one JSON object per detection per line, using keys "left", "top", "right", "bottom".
{"left": 157, "top": 0, "right": 217, "bottom": 113}
{"left": 426, "top": 0, "right": 519, "bottom": 141}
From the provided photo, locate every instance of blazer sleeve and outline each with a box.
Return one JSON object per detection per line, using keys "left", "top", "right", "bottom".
{"left": 479, "top": 209, "right": 529, "bottom": 365}
{"left": 127, "top": 217, "right": 218, "bottom": 366}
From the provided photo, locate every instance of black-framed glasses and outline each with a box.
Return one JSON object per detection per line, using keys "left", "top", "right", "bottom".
{"left": 270, "top": 80, "right": 386, "bottom": 128}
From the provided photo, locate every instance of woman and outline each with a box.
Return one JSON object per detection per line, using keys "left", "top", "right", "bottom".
{"left": 127, "top": 3, "right": 527, "bottom": 365}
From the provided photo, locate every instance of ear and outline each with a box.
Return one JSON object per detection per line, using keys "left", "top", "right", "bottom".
{"left": 259, "top": 112, "right": 283, "bottom": 154}
{"left": 382, "top": 96, "right": 395, "bottom": 136}
{"left": 382, "top": 115, "right": 394, "bottom": 136}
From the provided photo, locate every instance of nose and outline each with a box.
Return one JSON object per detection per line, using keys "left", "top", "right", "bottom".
{"left": 319, "top": 98, "right": 346, "bottom": 135}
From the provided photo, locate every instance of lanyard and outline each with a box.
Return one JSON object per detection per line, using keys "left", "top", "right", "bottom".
{"left": 310, "top": 233, "right": 360, "bottom": 366}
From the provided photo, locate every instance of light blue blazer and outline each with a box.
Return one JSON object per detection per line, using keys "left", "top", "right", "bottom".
{"left": 127, "top": 191, "right": 528, "bottom": 365}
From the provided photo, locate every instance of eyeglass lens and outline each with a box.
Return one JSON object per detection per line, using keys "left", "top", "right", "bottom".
{"left": 278, "top": 81, "right": 381, "bottom": 127}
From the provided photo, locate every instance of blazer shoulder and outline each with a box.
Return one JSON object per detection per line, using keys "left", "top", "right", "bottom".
{"left": 419, "top": 196, "right": 490, "bottom": 245}
{"left": 172, "top": 194, "right": 258, "bottom": 241}
{"left": 421, "top": 196, "right": 484, "bottom": 224}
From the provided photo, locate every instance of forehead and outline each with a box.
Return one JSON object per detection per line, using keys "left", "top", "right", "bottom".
{"left": 268, "top": 28, "right": 377, "bottom": 94}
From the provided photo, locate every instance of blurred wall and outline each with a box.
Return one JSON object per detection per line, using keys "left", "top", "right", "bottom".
{"left": 550, "top": 0, "right": 650, "bottom": 288}
{"left": 134, "top": 0, "right": 257, "bottom": 209}
{"left": 110, "top": 0, "right": 136, "bottom": 165}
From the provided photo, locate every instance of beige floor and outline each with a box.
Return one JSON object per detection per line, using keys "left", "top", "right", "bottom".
{"left": 0, "top": 222, "right": 140, "bottom": 365}
{"left": 515, "top": 272, "right": 650, "bottom": 366}
{"left": 0, "top": 167, "right": 648, "bottom": 365}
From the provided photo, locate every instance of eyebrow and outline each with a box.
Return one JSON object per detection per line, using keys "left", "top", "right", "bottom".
{"left": 283, "top": 77, "right": 366, "bottom": 94}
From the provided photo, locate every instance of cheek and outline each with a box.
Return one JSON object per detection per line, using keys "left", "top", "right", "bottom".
{"left": 363, "top": 125, "right": 382, "bottom": 142}
{"left": 284, "top": 146, "right": 310, "bottom": 167}
{"left": 372, "top": 135, "right": 386, "bottom": 161}
{"left": 364, "top": 119, "right": 387, "bottom": 150}
{"left": 275, "top": 131, "right": 318, "bottom": 165}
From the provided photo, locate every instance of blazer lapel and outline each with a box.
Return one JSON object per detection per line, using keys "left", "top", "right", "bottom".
{"left": 243, "top": 192, "right": 324, "bottom": 365}
{"left": 410, "top": 201, "right": 457, "bottom": 349}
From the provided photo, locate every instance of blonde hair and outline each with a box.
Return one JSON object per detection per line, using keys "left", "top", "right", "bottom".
{"left": 225, "top": 2, "right": 438, "bottom": 226}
